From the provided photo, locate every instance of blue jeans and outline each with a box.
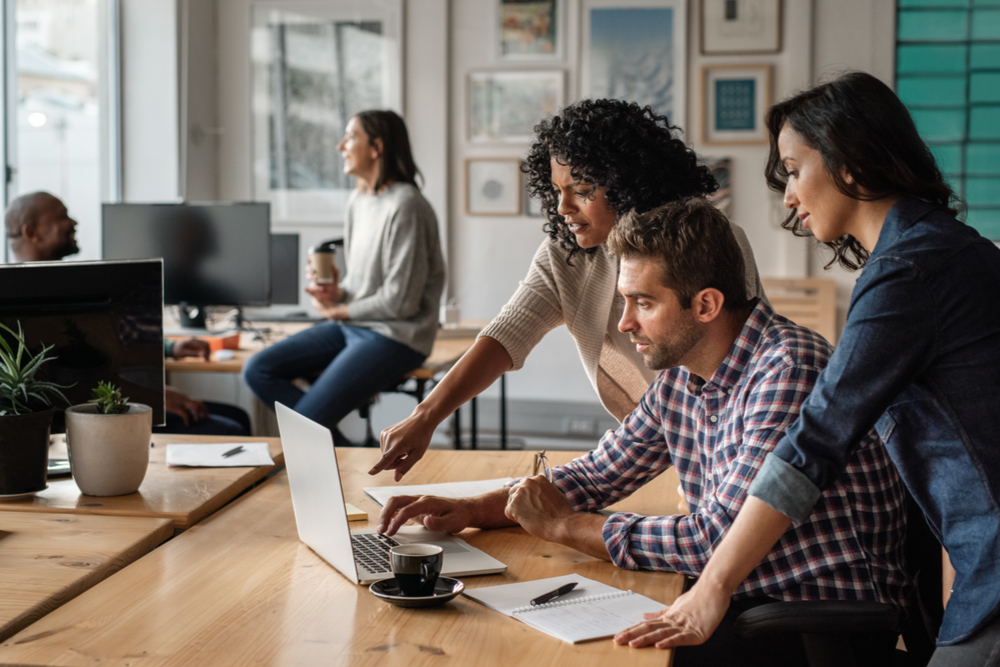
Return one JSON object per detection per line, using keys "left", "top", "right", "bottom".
{"left": 243, "top": 322, "right": 425, "bottom": 447}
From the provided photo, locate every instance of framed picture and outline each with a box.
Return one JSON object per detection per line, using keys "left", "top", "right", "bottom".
{"left": 468, "top": 70, "right": 564, "bottom": 143}
{"left": 701, "top": 64, "right": 772, "bottom": 145}
{"left": 250, "top": 0, "right": 403, "bottom": 223}
{"left": 704, "top": 157, "right": 733, "bottom": 219}
{"left": 700, "top": 0, "right": 782, "bottom": 55}
{"left": 466, "top": 159, "right": 522, "bottom": 216}
{"left": 581, "top": 0, "right": 687, "bottom": 129}
{"left": 497, "top": 0, "right": 562, "bottom": 60}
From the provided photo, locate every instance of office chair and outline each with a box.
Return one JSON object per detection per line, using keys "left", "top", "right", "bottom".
{"left": 733, "top": 493, "right": 941, "bottom": 667}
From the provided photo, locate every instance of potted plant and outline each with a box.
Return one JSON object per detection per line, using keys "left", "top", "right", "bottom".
{"left": 0, "top": 322, "right": 70, "bottom": 497}
{"left": 65, "top": 381, "right": 153, "bottom": 496}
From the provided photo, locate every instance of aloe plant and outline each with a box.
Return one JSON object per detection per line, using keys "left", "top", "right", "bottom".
{"left": 0, "top": 322, "right": 71, "bottom": 416}
{"left": 90, "top": 381, "right": 130, "bottom": 415}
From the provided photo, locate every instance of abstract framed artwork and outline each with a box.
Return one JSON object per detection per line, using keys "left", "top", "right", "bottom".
{"left": 700, "top": 0, "right": 782, "bottom": 55}
{"left": 701, "top": 64, "right": 772, "bottom": 145}
{"left": 465, "top": 158, "right": 522, "bottom": 216}
{"left": 581, "top": 0, "right": 687, "bottom": 129}
{"left": 497, "top": 0, "right": 563, "bottom": 60}
{"left": 468, "top": 70, "right": 564, "bottom": 143}
{"left": 250, "top": 0, "right": 403, "bottom": 223}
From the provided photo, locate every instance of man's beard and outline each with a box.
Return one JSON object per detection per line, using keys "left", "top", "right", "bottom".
{"left": 632, "top": 317, "right": 700, "bottom": 371}
{"left": 51, "top": 237, "right": 79, "bottom": 260}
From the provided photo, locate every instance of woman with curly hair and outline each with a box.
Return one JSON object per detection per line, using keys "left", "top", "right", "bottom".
{"left": 370, "top": 99, "right": 765, "bottom": 480}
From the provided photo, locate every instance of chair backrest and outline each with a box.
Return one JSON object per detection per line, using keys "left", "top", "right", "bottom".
{"left": 762, "top": 277, "right": 839, "bottom": 346}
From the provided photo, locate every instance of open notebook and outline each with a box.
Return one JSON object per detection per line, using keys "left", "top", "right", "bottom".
{"left": 464, "top": 574, "right": 667, "bottom": 644}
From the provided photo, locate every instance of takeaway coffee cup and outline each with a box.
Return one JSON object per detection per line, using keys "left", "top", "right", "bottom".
{"left": 308, "top": 241, "right": 338, "bottom": 284}
{"left": 390, "top": 543, "right": 443, "bottom": 597}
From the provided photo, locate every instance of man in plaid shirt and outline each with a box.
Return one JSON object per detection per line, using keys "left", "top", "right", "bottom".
{"left": 379, "top": 198, "right": 907, "bottom": 665}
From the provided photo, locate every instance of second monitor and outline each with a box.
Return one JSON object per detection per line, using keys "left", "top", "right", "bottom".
{"left": 102, "top": 202, "right": 271, "bottom": 329}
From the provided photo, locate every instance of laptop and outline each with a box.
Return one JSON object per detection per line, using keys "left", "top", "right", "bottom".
{"left": 275, "top": 402, "right": 507, "bottom": 585}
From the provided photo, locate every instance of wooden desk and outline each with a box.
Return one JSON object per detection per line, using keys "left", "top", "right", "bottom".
{"left": 0, "top": 450, "right": 683, "bottom": 667}
{"left": 0, "top": 434, "right": 283, "bottom": 530}
{"left": 0, "top": 511, "right": 172, "bottom": 643}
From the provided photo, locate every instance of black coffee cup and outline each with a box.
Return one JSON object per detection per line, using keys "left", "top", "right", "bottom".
{"left": 390, "top": 543, "right": 443, "bottom": 597}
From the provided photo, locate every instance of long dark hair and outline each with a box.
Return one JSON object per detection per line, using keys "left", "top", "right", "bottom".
{"left": 764, "top": 71, "right": 960, "bottom": 271}
{"left": 354, "top": 110, "right": 422, "bottom": 192}
{"left": 523, "top": 99, "right": 717, "bottom": 264}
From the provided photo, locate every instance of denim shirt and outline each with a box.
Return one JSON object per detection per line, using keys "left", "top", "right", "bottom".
{"left": 749, "top": 196, "right": 1000, "bottom": 645}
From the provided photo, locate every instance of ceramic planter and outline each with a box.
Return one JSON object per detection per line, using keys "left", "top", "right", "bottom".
{"left": 65, "top": 403, "right": 152, "bottom": 496}
{"left": 0, "top": 408, "right": 55, "bottom": 496}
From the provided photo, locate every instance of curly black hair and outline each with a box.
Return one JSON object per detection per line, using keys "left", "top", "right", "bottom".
{"left": 523, "top": 99, "right": 717, "bottom": 263}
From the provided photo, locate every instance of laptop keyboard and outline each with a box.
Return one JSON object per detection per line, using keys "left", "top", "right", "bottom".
{"left": 352, "top": 533, "right": 399, "bottom": 574}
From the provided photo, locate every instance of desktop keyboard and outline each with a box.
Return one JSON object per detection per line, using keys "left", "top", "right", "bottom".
{"left": 352, "top": 533, "right": 399, "bottom": 574}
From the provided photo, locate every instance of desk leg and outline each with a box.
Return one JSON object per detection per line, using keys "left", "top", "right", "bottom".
{"left": 470, "top": 397, "right": 478, "bottom": 450}
{"left": 499, "top": 374, "right": 507, "bottom": 450}
{"left": 453, "top": 407, "right": 462, "bottom": 449}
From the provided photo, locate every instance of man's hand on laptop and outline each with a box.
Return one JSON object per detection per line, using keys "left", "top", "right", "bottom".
{"left": 378, "top": 489, "right": 518, "bottom": 536}
{"left": 378, "top": 495, "right": 477, "bottom": 536}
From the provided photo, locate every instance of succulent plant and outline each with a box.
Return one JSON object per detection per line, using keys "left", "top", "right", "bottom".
{"left": 90, "top": 381, "right": 130, "bottom": 415}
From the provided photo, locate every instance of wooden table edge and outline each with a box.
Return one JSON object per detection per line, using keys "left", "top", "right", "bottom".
{"left": 0, "top": 516, "right": 173, "bottom": 644}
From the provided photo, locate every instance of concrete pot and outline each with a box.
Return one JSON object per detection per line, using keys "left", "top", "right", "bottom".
{"left": 65, "top": 403, "right": 152, "bottom": 496}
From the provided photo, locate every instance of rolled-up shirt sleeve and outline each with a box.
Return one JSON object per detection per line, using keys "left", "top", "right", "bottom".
{"left": 750, "top": 258, "right": 937, "bottom": 521}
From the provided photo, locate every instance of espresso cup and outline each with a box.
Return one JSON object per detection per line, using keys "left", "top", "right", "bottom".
{"left": 390, "top": 543, "right": 443, "bottom": 597}
{"left": 308, "top": 242, "right": 337, "bottom": 284}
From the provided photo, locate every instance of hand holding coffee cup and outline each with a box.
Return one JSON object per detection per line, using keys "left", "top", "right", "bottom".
{"left": 390, "top": 543, "right": 443, "bottom": 597}
{"left": 308, "top": 241, "right": 339, "bottom": 285}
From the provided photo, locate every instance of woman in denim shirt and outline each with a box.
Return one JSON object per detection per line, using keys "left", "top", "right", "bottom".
{"left": 615, "top": 72, "right": 1000, "bottom": 666}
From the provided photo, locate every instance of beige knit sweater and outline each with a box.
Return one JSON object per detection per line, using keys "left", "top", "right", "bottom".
{"left": 479, "top": 222, "right": 766, "bottom": 422}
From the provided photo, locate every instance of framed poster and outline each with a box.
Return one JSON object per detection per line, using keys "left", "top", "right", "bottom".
{"left": 497, "top": 0, "right": 563, "bottom": 60}
{"left": 704, "top": 157, "right": 733, "bottom": 219}
{"left": 700, "top": 0, "right": 782, "bottom": 55}
{"left": 468, "top": 70, "right": 564, "bottom": 143}
{"left": 581, "top": 0, "right": 687, "bottom": 129}
{"left": 251, "top": 1, "right": 403, "bottom": 223}
{"left": 701, "top": 64, "right": 772, "bottom": 145}
{"left": 465, "top": 159, "right": 522, "bottom": 215}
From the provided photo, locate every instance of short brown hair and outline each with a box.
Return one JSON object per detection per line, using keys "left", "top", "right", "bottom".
{"left": 608, "top": 198, "right": 749, "bottom": 311}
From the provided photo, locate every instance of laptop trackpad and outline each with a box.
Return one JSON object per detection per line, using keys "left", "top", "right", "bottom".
{"left": 421, "top": 540, "right": 470, "bottom": 555}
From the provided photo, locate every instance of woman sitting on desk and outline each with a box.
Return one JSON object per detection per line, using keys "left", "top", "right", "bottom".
{"left": 244, "top": 110, "right": 445, "bottom": 447}
{"left": 372, "top": 99, "right": 766, "bottom": 480}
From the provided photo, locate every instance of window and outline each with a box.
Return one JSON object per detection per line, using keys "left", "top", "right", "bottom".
{"left": 897, "top": 0, "right": 1000, "bottom": 239}
{"left": 3, "top": 0, "right": 119, "bottom": 262}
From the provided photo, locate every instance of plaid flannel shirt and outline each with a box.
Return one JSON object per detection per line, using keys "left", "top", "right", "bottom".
{"left": 551, "top": 300, "right": 909, "bottom": 608}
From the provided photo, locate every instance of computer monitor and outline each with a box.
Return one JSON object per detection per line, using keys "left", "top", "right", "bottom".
{"left": 102, "top": 203, "right": 271, "bottom": 329}
{"left": 0, "top": 259, "right": 165, "bottom": 428}
{"left": 270, "top": 233, "right": 300, "bottom": 306}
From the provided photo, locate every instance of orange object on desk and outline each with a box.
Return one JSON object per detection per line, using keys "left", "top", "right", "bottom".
{"left": 166, "top": 332, "right": 240, "bottom": 353}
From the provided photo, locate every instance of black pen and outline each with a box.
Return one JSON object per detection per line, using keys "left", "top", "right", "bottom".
{"left": 530, "top": 582, "right": 578, "bottom": 606}
{"left": 222, "top": 445, "right": 245, "bottom": 458}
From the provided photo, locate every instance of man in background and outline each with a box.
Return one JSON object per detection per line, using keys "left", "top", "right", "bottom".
{"left": 6, "top": 191, "right": 79, "bottom": 263}
{"left": 4, "top": 191, "right": 250, "bottom": 436}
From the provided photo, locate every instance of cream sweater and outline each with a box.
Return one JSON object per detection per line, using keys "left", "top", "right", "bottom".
{"left": 479, "top": 223, "right": 765, "bottom": 422}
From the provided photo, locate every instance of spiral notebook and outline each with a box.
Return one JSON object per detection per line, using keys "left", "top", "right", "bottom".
{"left": 463, "top": 575, "right": 667, "bottom": 644}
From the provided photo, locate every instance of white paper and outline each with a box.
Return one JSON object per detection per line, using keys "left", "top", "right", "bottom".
{"left": 166, "top": 442, "right": 275, "bottom": 467}
{"left": 463, "top": 575, "right": 614, "bottom": 615}
{"left": 463, "top": 575, "right": 666, "bottom": 644}
{"left": 363, "top": 478, "right": 514, "bottom": 507}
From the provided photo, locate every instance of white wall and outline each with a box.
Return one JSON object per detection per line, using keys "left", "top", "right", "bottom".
{"left": 120, "top": 0, "right": 180, "bottom": 202}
